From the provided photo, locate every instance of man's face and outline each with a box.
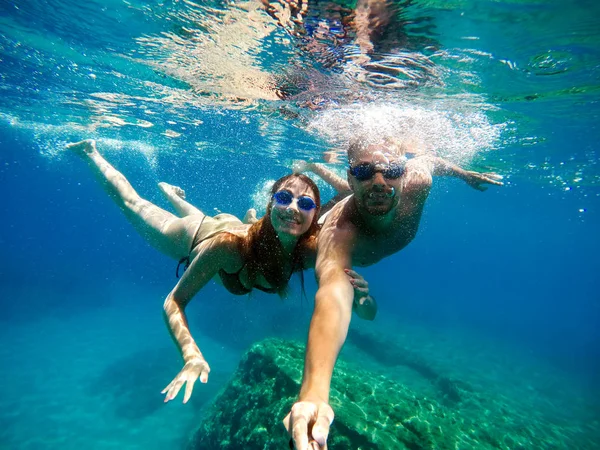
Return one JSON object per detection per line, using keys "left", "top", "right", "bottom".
{"left": 347, "top": 145, "right": 404, "bottom": 217}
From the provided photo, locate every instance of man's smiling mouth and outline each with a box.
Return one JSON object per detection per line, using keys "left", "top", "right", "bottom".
{"left": 368, "top": 192, "right": 391, "bottom": 201}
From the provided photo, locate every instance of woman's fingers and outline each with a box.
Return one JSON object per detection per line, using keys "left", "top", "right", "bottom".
{"left": 183, "top": 378, "right": 197, "bottom": 404}
{"left": 353, "top": 286, "right": 369, "bottom": 295}
{"left": 162, "top": 373, "right": 185, "bottom": 402}
{"left": 200, "top": 369, "right": 209, "bottom": 384}
{"left": 344, "top": 268, "right": 358, "bottom": 278}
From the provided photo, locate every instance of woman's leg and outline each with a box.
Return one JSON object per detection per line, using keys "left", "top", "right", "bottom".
{"left": 67, "top": 140, "right": 199, "bottom": 260}
{"left": 242, "top": 208, "right": 258, "bottom": 224}
{"left": 158, "top": 182, "right": 204, "bottom": 217}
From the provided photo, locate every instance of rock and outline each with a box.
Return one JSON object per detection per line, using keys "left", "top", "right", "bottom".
{"left": 189, "top": 338, "right": 573, "bottom": 449}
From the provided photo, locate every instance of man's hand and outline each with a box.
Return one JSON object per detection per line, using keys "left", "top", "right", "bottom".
{"left": 284, "top": 401, "right": 334, "bottom": 450}
{"left": 462, "top": 171, "right": 504, "bottom": 191}
{"left": 162, "top": 357, "right": 210, "bottom": 403}
{"left": 292, "top": 160, "right": 312, "bottom": 174}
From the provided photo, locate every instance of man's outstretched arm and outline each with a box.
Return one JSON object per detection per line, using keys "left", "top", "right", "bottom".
{"left": 284, "top": 229, "right": 355, "bottom": 450}
{"left": 412, "top": 155, "right": 504, "bottom": 191}
{"left": 293, "top": 161, "right": 352, "bottom": 196}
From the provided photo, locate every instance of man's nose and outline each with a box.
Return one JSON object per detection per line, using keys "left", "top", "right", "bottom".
{"left": 372, "top": 171, "right": 386, "bottom": 188}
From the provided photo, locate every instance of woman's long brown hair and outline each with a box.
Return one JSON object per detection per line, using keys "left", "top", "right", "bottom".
{"left": 242, "top": 173, "right": 321, "bottom": 295}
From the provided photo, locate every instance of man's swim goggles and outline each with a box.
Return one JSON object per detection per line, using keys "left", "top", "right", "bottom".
{"left": 273, "top": 190, "right": 317, "bottom": 211}
{"left": 349, "top": 161, "right": 405, "bottom": 181}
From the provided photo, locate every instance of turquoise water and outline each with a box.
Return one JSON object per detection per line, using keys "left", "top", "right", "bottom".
{"left": 1, "top": 0, "right": 599, "bottom": 448}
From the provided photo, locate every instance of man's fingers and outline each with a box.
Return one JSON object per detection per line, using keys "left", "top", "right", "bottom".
{"left": 480, "top": 173, "right": 503, "bottom": 185}
{"left": 484, "top": 176, "right": 503, "bottom": 185}
{"left": 284, "top": 408, "right": 310, "bottom": 449}
{"left": 283, "top": 412, "right": 292, "bottom": 433}
{"left": 311, "top": 420, "right": 331, "bottom": 447}
{"left": 292, "top": 419, "right": 310, "bottom": 450}
{"left": 311, "top": 406, "right": 333, "bottom": 448}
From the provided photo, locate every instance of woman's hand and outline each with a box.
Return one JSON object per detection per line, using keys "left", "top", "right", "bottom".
{"left": 345, "top": 268, "right": 378, "bottom": 321}
{"left": 162, "top": 357, "right": 210, "bottom": 403}
{"left": 346, "top": 268, "right": 368, "bottom": 297}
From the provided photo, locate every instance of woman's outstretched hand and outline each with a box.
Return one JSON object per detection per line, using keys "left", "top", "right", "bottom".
{"left": 162, "top": 357, "right": 210, "bottom": 403}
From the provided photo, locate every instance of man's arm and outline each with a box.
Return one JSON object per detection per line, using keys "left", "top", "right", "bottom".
{"left": 284, "top": 226, "right": 355, "bottom": 450}
{"left": 293, "top": 161, "right": 352, "bottom": 196}
{"left": 411, "top": 155, "right": 504, "bottom": 191}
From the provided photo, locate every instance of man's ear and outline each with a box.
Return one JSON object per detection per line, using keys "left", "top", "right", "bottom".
{"left": 347, "top": 170, "right": 355, "bottom": 191}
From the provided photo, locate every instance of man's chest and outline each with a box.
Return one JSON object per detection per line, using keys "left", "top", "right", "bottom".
{"left": 351, "top": 227, "right": 416, "bottom": 267}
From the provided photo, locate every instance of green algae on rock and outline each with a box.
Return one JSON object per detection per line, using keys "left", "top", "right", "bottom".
{"left": 188, "top": 338, "right": 574, "bottom": 449}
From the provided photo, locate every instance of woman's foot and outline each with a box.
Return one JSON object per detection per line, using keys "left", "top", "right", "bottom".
{"left": 243, "top": 208, "right": 258, "bottom": 224}
{"left": 158, "top": 182, "right": 186, "bottom": 200}
{"left": 66, "top": 139, "right": 98, "bottom": 157}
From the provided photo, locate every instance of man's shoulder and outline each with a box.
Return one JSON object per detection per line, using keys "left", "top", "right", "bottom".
{"left": 318, "top": 207, "right": 357, "bottom": 255}
{"left": 321, "top": 196, "right": 355, "bottom": 232}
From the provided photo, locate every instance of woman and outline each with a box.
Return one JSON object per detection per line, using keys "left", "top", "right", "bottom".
{"left": 67, "top": 140, "right": 374, "bottom": 404}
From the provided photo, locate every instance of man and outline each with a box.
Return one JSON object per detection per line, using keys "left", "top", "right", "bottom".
{"left": 285, "top": 139, "right": 503, "bottom": 449}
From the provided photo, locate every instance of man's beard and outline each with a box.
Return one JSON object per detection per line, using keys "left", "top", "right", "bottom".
{"left": 362, "top": 190, "right": 397, "bottom": 216}
{"left": 365, "top": 202, "right": 395, "bottom": 216}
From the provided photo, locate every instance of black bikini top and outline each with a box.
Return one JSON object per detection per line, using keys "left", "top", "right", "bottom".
{"left": 175, "top": 216, "right": 294, "bottom": 296}
{"left": 218, "top": 267, "right": 279, "bottom": 295}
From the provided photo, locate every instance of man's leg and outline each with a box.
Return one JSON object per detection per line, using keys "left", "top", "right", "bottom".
{"left": 158, "top": 182, "right": 204, "bottom": 218}
{"left": 67, "top": 140, "right": 198, "bottom": 260}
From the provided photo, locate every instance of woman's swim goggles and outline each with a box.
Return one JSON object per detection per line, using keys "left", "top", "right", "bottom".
{"left": 273, "top": 190, "right": 317, "bottom": 211}
{"left": 349, "top": 161, "right": 405, "bottom": 181}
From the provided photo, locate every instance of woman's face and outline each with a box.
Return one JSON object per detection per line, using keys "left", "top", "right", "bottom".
{"left": 269, "top": 178, "right": 317, "bottom": 240}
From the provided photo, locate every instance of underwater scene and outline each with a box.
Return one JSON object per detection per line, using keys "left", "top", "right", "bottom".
{"left": 0, "top": 0, "right": 599, "bottom": 448}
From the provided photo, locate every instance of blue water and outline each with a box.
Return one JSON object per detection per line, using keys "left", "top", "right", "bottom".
{"left": 1, "top": 0, "right": 599, "bottom": 448}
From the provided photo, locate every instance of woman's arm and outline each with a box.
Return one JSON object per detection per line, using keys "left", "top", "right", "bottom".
{"left": 162, "top": 235, "right": 241, "bottom": 403}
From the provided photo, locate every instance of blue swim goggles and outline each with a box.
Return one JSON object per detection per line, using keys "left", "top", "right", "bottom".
{"left": 273, "top": 190, "right": 317, "bottom": 211}
{"left": 349, "top": 161, "right": 405, "bottom": 181}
